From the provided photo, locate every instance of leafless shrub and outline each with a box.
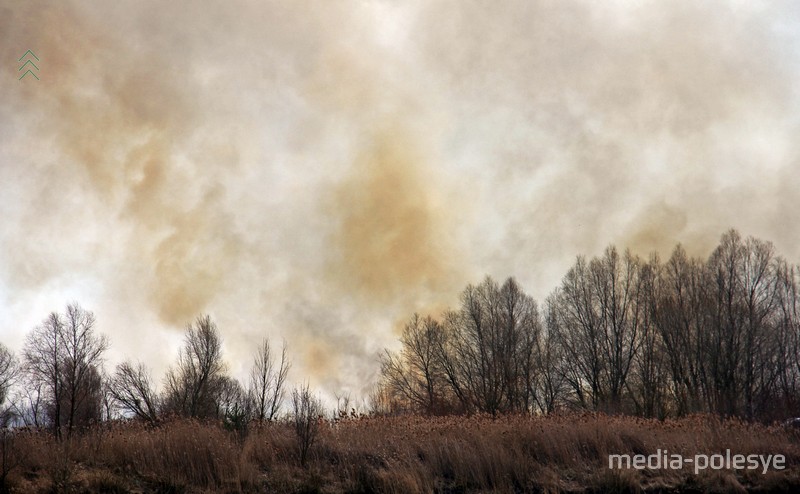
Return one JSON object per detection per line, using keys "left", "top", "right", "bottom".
{"left": 292, "top": 383, "right": 324, "bottom": 467}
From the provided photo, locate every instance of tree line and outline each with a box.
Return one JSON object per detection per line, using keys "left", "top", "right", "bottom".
{"left": 0, "top": 229, "right": 798, "bottom": 435}
{"left": 376, "top": 230, "right": 800, "bottom": 421}
{"left": 0, "top": 312, "right": 293, "bottom": 438}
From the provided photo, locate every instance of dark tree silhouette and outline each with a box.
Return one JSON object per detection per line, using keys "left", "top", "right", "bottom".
{"left": 0, "top": 344, "right": 18, "bottom": 428}
{"left": 249, "top": 338, "right": 290, "bottom": 422}
{"left": 22, "top": 305, "right": 107, "bottom": 437}
{"left": 163, "top": 315, "right": 226, "bottom": 419}
{"left": 380, "top": 314, "right": 450, "bottom": 414}
{"left": 292, "top": 383, "right": 323, "bottom": 468}
{"left": 109, "top": 361, "right": 159, "bottom": 423}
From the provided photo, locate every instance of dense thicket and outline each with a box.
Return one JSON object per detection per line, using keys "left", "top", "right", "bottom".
{"left": 378, "top": 230, "right": 800, "bottom": 421}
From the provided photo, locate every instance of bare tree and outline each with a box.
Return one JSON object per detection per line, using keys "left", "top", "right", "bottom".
{"left": 700, "top": 231, "right": 782, "bottom": 419}
{"left": 59, "top": 305, "right": 108, "bottom": 432}
{"left": 163, "top": 315, "right": 226, "bottom": 419}
{"left": 380, "top": 314, "right": 449, "bottom": 414}
{"left": 549, "top": 248, "right": 646, "bottom": 413}
{"left": 447, "top": 279, "right": 507, "bottom": 414}
{"left": 378, "top": 277, "right": 542, "bottom": 415}
{"left": 99, "top": 375, "right": 116, "bottom": 422}
{"left": 109, "top": 361, "right": 159, "bottom": 424}
{"left": 738, "top": 236, "right": 779, "bottom": 419}
{"left": 497, "top": 278, "right": 542, "bottom": 412}
{"left": 58, "top": 362, "right": 104, "bottom": 429}
{"left": 22, "top": 305, "right": 107, "bottom": 437}
{"left": 0, "top": 344, "right": 16, "bottom": 405}
{"left": 628, "top": 257, "right": 669, "bottom": 418}
{"left": 249, "top": 339, "right": 290, "bottom": 421}
{"left": 6, "top": 378, "right": 45, "bottom": 428}
{"left": 437, "top": 277, "right": 541, "bottom": 414}
{"left": 650, "top": 245, "right": 709, "bottom": 416}
{"left": 23, "top": 313, "right": 64, "bottom": 436}
{"left": 548, "top": 258, "right": 605, "bottom": 410}
{"left": 0, "top": 344, "right": 17, "bottom": 425}
{"left": 292, "top": 383, "right": 323, "bottom": 468}
{"left": 775, "top": 259, "right": 800, "bottom": 416}
{"left": 594, "top": 248, "right": 645, "bottom": 412}
{"left": 535, "top": 310, "right": 569, "bottom": 414}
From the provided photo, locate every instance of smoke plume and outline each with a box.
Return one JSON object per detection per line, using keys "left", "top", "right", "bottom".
{"left": 1, "top": 0, "right": 798, "bottom": 397}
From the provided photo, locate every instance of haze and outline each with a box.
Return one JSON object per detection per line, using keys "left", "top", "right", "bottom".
{"left": 1, "top": 0, "right": 799, "bottom": 400}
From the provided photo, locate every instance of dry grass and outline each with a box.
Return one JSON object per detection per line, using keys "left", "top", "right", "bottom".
{"left": 2, "top": 413, "right": 799, "bottom": 493}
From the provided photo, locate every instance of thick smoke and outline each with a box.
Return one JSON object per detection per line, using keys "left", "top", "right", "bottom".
{"left": 1, "top": 0, "right": 798, "bottom": 397}
{"left": 328, "top": 127, "right": 461, "bottom": 307}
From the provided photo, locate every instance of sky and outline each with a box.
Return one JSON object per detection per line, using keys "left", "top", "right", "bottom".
{"left": 1, "top": 0, "right": 800, "bottom": 402}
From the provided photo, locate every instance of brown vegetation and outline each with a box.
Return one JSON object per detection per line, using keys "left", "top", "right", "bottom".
{"left": 1, "top": 413, "right": 799, "bottom": 493}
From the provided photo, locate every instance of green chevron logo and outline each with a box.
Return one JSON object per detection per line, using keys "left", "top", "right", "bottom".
{"left": 18, "top": 50, "right": 40, "bottom": 80}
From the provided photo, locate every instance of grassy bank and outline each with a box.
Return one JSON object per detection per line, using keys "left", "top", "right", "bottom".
{"left": 2, "top": 413, "right": 799, "bottom": 493}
